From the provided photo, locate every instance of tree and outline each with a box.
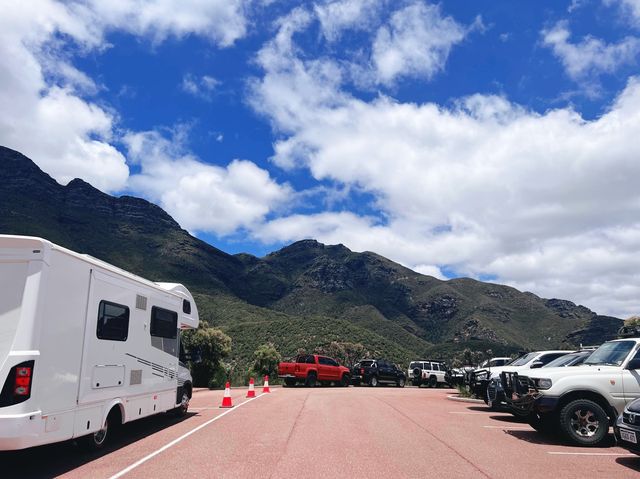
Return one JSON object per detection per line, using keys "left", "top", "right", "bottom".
{"left": 316, "top": 341, "right": 369, "bottom": 368}
{"left": 626, "top": 316, "right": 640, "bottom": 327}
{"left": 181, "top": 326, "right": 232, "bottom": 387}
{"left": 252, "top": 343, "right": 281, "bottom": 379}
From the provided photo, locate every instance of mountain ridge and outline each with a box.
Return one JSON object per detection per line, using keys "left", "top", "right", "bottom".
{"left": 0, "top": 145, "right": 623, "bottom": 365}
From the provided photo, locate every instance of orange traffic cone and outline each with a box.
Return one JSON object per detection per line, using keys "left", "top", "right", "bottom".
{"left": 263, "top": 375, "right": 271, "bottom": 393}
{"left": 220, "top": 382, "right": 234, "bottom": 408}
{"left": 246, "top": 377, "right": 256, "bottom": 398}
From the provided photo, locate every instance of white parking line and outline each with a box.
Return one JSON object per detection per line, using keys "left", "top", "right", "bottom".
{"left": 547, "top": 451, "right": 637, "bottom": 457}
{"left": 482, "top": 425, "right": 531, "bottom": 430}
{"left": 108, "top": 391, "right": 273, "bottom": 479}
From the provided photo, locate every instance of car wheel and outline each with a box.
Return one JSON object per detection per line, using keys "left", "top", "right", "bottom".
{"left": 559, "top": 399, "right": 609, "bottom": 446}
{"left": 341, "top": 374, "right": 351, "bottom": 387}
{"left": 527, "top": 412, "right": 557, "bottom": 435}
{"left": 397, "top": 378, "right": 406, "bottom": 388}
{"left": 305, "top": 373, "right": 317, "bottom": 388}
{"left": 174, "top": 388, "right": 190, "bottom": 417}
{"left": 80, "top": 418, "right": 109, "bottom": 451}
{"left": 429, "top": 376, "right": 437, "bottom": 388}
{"left": 370, "top": 375, "right": 379, "bottom": 387}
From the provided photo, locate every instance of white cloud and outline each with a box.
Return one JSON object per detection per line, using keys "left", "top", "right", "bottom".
{"left": 371, "top": 2, "right": 467, "bottom": 85}
{"left": 181, "top": 73, "right": 221, "bottom": 100}
{"left": 314, "top": 0, "right": 386, "bottom": 42}
{"left": 604, "top": 0, "right": 640, "bottom": 24}
{"left": 83, "top": 0, "right": 249, "bottom": 47}
{"left": 250, "top": 15, "right": 640, "bottom": 316}
{"left": 0, "top": 0, "right": 128, "bottom": 192}
{"left": 124, "top": 129, "right": 293, "bottom": 235}
{"left": 542, "top": 21, "right": 640, "bottom": 80}
{"left": 0, "top": 0, "right": 252, "bottom": 192}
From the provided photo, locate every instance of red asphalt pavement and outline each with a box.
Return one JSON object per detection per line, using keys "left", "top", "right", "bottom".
{"left": 3, "top": 386, "right": 640, "bottom": 478}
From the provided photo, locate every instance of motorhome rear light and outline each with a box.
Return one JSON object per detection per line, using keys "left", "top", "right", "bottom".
{"left": 16, "top": 367, "right": 32, "bottom": 377}
{"left": 0, "top": 360, "right": 35, "bottom": 407}
{"left": 14, "top": 385, "right": 30, "bottom": 396}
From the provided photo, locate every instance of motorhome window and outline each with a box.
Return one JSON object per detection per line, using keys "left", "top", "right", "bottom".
{"left": 150, "top": 307, "right": 178, "bottom": 356}
{"left": 183, "top": 300, "right": 191, "bottom": 314}
{"left": 150, "top": 307, "right": 178, "bottom": 339}
{"left": 97, "top": 301, "right": 129, "bottom": 341}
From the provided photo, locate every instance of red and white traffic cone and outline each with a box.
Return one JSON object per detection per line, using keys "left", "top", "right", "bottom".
{"left": 246, "top": 377, "right": 256, "bottom": 398}
{"left": 262, "top": 375, "right": 271, "bottom": 393}
{"left": 220, "top": 382, "right": 234, "bottom": 408}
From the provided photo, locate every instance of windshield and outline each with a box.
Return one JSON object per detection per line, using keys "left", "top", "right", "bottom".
{"left": 509, "top": 352, "right": 538, "bottom": 366}
{"left": 584, "top": 341, "right": 636, "bottom": 366}
{"left": 544, "top": 353, "right": 582, "bottom": 368}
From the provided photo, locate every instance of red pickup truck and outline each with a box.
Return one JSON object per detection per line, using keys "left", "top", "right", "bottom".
{"left": 278, "top": 354, "right": 351, "bottom": 387}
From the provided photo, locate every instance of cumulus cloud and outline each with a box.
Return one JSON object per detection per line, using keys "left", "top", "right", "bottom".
{"left": 250, "top": 14, "right": 640, "bottom": 316}
{"left": 0, "top": 0, "right": 252, "bottom": 192}
{"left": 125, "top": 129, "right": 293, "bottom": 235}
{"left": 542, "top": 21, "right": 640, "bottom": 80}
{"left": 371, "top": 2, "right": 467, "bottom": 85}
{"left": 604, "top": 0, "right": 640, "bottom": 24}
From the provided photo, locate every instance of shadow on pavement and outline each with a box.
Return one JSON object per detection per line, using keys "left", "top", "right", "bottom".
{"left": 616, "top": 457, "right": 640, "bottom": 472}
{"left": 489, "top": 414, "right": 528, "bottom": 423}
{"left": 505, "top": 429, "right": 618, "bottom": 448}
{"left": 0, "top": 411, "right": 197, "bottom": 479}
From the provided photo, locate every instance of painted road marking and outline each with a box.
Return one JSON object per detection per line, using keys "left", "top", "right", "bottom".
{"left": 108, "top": 391, "right": 274, "bottom": 479}
{"left": 547, "top": 452, "right": 637, "bottom": 457}
{"left": 482, "top": 425, "right": 531, "bottom": 430}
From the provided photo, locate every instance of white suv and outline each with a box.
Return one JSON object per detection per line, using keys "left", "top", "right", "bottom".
{"left": 408, "top": 360, "right": 448, "bottom": 387}
{"left": 509, "top": 336, "right": 640, "bottom": 446}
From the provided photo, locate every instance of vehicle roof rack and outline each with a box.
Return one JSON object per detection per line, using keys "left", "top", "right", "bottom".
{"left": 618, "top": 324, "right": 640, "bottom": 339}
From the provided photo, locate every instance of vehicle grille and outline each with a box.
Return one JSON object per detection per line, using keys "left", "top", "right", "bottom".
{"left": 487, "top": 384, "right": 497, "bottom": 401}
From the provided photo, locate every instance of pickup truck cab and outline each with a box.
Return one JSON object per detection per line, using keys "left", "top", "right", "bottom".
{"left": 508, "top": 335, "right": 640, "bottom": 446}
{"left": 278, "top": 354, "right": 350, "bottom": 387}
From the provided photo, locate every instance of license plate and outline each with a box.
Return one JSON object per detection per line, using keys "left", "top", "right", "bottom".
{"left": 620, "top": 428, "right": 637, "bottom": 444}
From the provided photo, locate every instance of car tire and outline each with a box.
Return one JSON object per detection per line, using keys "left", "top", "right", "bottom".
{"left": 173, "top": 388, "right": 190, "bottom": 417}
{"left": 305, "top": 373, "right": 317, "bottom": 388}
{"left": 429, "top": 376, "right": 437, "bottom": 388}
{"left": 369, "top": 375, "right": 379, "bottom": 387}
{"left": 559, "top": 399, "right": 609, "bottom": 446}
{"left": 79, "top": 417, "right": 110, "bottom": 451}
{"left": 340, "top": 374, "right": 351, "bottom": 387}
{"left": 397, "top": 378, "right": 406, "bottom": 388}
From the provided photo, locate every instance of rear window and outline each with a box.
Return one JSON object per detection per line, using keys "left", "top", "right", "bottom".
{"left": 409, "top": 362, "right": 422, "bottom": 370}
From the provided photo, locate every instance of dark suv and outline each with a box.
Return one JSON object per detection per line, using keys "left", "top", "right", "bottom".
{"left": 352, "top": 359, "right": 406, "bottom": 387}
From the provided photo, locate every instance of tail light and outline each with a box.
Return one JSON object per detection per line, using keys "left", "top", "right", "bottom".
{"left": 360, "top": 368, "right": 364, "bottom": 375}
{"left": 0, "top": 360, "right": 35, "bottom": 407}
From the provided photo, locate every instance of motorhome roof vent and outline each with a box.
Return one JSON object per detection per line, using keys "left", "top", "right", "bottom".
{"left": 136, "top": 295, "right": 148, "bottom": 311}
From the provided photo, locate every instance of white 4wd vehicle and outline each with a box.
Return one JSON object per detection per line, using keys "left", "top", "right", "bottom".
{"left": 408, "top": 360, "right": 448, "bottom": 387}
{"left": 509, "top": 337, "right": 640, "bottom": 446}
{"left": 475, "top": 351, "right": 570, "bottom": 406}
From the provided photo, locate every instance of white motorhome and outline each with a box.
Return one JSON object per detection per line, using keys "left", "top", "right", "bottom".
{"left": 0, "top": 235, "right": 199, "bottom": 450}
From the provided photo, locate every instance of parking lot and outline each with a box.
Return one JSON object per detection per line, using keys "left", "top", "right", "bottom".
{"left": 2, "top": 386, "right": 639, "bottom": 478}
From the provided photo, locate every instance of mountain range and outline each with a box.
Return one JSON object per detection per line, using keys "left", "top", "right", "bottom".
{"left": 0, "top": 145, "right": 623, "bottom": 367}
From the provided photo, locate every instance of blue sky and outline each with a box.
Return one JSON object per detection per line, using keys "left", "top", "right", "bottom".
{"left": 2, "top": 0, "right": 640, "bottom": 317}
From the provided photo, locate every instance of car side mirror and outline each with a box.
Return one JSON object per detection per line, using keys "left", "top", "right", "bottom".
{"left": 627, "top": 358, "right": 640, "bottom": 370}
{"left": 530, "top": 361, "right": 544, "bottom": 369}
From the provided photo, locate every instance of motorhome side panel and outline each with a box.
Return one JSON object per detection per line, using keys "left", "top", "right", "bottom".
{"left": 77, "top": 269, "right": 181, "bottom": 431}
{"left": 35, "top": 250, "right": 91, "bottom": 439}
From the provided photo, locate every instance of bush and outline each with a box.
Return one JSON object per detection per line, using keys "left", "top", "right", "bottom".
{"left": 252, "top": 343, "right": 281, "bottom": 381}
{"left": 182, "top": 326, "right": 232, "bottom": 387}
